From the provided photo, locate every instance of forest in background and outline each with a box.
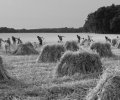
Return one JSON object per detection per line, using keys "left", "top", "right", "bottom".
{"left": 83, "top": 4, "right": 120, "bottom": 34}
{"left": 0, "top": 4, "right": 120, "bottom": 34}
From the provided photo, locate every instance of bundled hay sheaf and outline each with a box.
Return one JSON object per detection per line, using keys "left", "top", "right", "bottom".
{"left": 0, "top": 56, "right": 11, "bottom": 81}
{"left": 25, "top": 42, "right": 34, "bottom": 48}
{"left": 65, "top": 41, "right": 79, "bottom": 51}
{"left": 112, "top": 39, "right": 117, "bottom": 46}
{"left": 86, "top": 69, "right": 120, "bottom": 100}
{"left": 13, "top": 42, "right": 39, "bottom": 55}
{"left": 55, "top": 51, "right": 102, "bottom": 77}
{"left": 37, "top": 44, "right": 65, "bottom": 63}
{"left": 117, "top": 40, "right": 120, "bottom": 49}
{"left": 117, "top": 43, "right": 120, "bottom": 49}
{"left": 90, "top": 42, "right": 113, "bottom": 57}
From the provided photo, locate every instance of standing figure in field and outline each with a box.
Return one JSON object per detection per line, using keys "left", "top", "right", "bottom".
{"left": 88, "top": 35, "right": 94, "bottom": 42}
{"left": 77, "top": 35, "right": 81, "bottom": 43}
{"left": 17, "top": 37, "right": 22, "bottom": 44}
{"left": 87, "top": 35, "right": 94, "bottom": 46}
{"left": 88, "top": 35, "right": 91, "bottom": 41}
{"left": 88, "top": 35, "right": 93, "bottom": 42}
{"left": 4, "top": 38, "right": 11, "bottom": 53}
{"left": 37, "top": 36, "right": 43, "bottom": 46}
{"left": 12, "top": 36, "right": 17, "bottom": 45}
{"left": 81, "top": 35, "right": 94, "bottom": 46}
{"left": 81, "top": 38, "right": 87, "bottom": 46}
{"left": 105, "top": 36, "right": 111, "bottom": 43}
{"left": 58, "top": 35, "right": 64, "bottom": 42}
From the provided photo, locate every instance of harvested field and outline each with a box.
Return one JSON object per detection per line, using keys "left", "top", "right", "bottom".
{"left": 0, "top": 33, "right": 120, "bottom": 100}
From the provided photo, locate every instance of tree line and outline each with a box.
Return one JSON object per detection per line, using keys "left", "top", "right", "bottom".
{"left": 0, "top": 27, "right": 83, "bottom": 33}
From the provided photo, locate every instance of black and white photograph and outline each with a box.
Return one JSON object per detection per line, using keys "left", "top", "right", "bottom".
{"left": 0, "top": 0, "right": 120, "bottom": 100}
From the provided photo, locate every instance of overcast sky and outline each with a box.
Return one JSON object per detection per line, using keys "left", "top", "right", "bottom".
{"left": 0, "top": 0, "right": 120, "bottom": 29}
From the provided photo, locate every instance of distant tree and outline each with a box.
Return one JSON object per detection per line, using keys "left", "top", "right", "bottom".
{"left": 83, "top": 4, "right": 120, "bottom": 34}
{"left": 110, "top": 16, "right": 120, "bottom": 33}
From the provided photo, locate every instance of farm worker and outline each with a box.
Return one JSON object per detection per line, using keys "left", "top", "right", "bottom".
{"left": 77, "top": 35, "right": 80, "bottom": 43}
{"left": 17, "top": 38, "right": 22, "bottom": 44}
{"left": 37, "top": 36, "right": 43, "bottom": 46}
{"left": 5, "top": 38, "right": 11, "bottom": 53}
{"left": 58, "top": 35, "right": 64, "bottom": 42}
{"left": 6, "top": 38, "right": 11, "bottom": 46}
{"left": 76, "top": 35, "right": 84, "bottom": 43}
{"left": 12, "top": 36, "right": 17, "bottom": 45}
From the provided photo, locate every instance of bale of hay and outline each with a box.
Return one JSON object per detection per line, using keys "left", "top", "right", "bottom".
{"left": 112, "top": 39, "right": 117, "bottom": 46}
{"left": 65, "top": 41, "right": 79, "bottom": 51}
{"left": 90, "top": 42, "right": 113, "bottom": 57}
{"left": 117, "top": 40, "right": 120, "bottom": 49}
{"left": 117, "top": 43, "right": 120, "bottom": 49}
{"left": 25, "top": 42, "right": 34, "bottom": 49}
{"left": 37, "top": 44, "right": 65, "bottom": 63}
{"left": 86, "top": 70, "right": 120, "bottom": 100}
{"left": 0, "top": 56, "right": 11, "bottom": 81}
{"left": 55, "top": 51, "right": 102, "bottom": 77}
{"left": 13, "top": 42, "right": 39, "bottom": 55}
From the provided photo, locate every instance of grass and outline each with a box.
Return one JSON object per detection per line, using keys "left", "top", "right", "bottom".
{"left": 0, "top": 41, "right": 120, "bottom": 100}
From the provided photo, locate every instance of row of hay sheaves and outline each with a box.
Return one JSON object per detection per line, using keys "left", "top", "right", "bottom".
{"left": 0, "top": 40, "right": 118, "bottom": 100}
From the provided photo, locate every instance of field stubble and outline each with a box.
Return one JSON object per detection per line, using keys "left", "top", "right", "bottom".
{"left": 0, "top": 42, "right": 120, "bottom": 100}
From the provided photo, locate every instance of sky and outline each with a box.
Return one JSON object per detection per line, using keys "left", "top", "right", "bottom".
{"left": 0, "top": 0, "right": 120, "bottom": 29}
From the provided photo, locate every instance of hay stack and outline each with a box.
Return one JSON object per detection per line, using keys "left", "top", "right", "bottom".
{"left": 13, "top": 42, "right": 39, "bottom": 55}
{"left": 86, "top": 70, "right": 120, "bottom": 100}
{"left": 55, "top": 51, "right": 102, "bottom": 77}
{"left": 0, "top": 56, "right": 10, "bottom": 81}
{"left": 65, "top": 41, "right": 79, "bottom": 51}
{"left": 37, "top": 44, "right": 65, "bottom": 63}
{"left": 117, "top": 43, "right": 120, "bottom": 49}
{"left": 25, "top": 42, "right": 34, "bottom": 48}
{"left": 112, "top": 39, "right": 117, "bottom": 46}
{"left": 117, "top": 40, "right": 120, "bottom": 49}
{"left": 90, "top": 42, "right": 113, "bottom": 57}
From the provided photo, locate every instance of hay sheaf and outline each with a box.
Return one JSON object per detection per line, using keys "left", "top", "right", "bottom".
{"left": 37, "top": 44, "right": 65, "bottom": 63}
{"left": 90, "top": 42, "right": 113, "bottom": 57}
{"left": 117, "top": 40, "right": 120, "bottom": 49}
{"left": 55, "top": 51, "right": 102, "bottom": 77}
{"left": 65, "top": 41, "right": 79, "bottom": 51}
{"left": 13, "top": 42, "right": 39, "bottom": 55}
{"left": 25, "top": 42, "right": 34, "bottom": 48}
{"left": 117, "top": 43, "right": 120, "bottom": 49}
{"left": 112, "top": 39, "right": 117, "bottom": 46}
{"left": 86, "top": 69, "right": 120, "bottom": 100}
{"left": 0, "top": 56, "right": 11, "bottom": 81}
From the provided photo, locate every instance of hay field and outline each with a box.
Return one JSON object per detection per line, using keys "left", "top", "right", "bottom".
{"left": 0, "top": 34, "right": 120, "bottom": 100}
